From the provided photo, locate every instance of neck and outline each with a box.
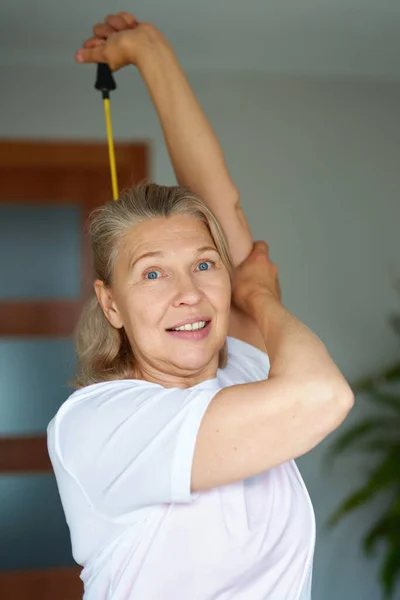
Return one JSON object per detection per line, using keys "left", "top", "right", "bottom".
{"left": 134, "top": 360, "right": 219, "bottom": 389}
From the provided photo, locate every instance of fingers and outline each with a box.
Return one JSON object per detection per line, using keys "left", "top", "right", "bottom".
{"left": 105, "top": 14, "right": 130, "bottom": 31}
{"left": 82, "top": 38, "right": 104, "bottom": 49}
{"left": 76, "top": 12, "right": 138, "bottom": 65}
{"left": 252, "top": 241, "right": 278, "bottom": 269}
{"left": 92, "top": 22, "right": 115, "bottom": 39}
{"left": 75, "top": 46, "right": 104, "bottom": 64}
{"left": 92, "top": 13, "right": 136, "bottom": 39}
{"left": 118, "top": 12, "right": 137, "bottom": 26}
{"left": 106, "top": 12, "right": 137, "bottom": 30}
{"left": 253, "top": 241, "right": 270, "bottom": 259}
{"left": 254, "top": 241, "right": 269, "bottom": 252}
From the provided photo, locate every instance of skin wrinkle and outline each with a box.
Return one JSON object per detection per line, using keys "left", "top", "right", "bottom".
{"left": 96, "top": 214, "right": 231, "bottom": 389}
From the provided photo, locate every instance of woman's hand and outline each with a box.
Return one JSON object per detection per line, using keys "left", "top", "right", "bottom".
{"left": 232, "top": 241, "right": 282, "bottom": 315}
{"left": 75, "top": 12, "right": 165, "bottom": 71}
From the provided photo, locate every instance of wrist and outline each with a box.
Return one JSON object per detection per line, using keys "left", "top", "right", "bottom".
{"left": 245, "top": 291, "right": 283, "bottom": 321}
{"left": 135, "top": 25, "right": 174, "bottom": 71}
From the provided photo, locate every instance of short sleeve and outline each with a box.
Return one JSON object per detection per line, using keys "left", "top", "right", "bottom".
{"left": 224, "top": 337, "right": 270, "bottom": 384}
{"left": 48, "top": 381, "right": 219, "bottom": 518}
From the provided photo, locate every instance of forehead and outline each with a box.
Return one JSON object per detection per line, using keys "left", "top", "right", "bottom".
{"left": 121, "top": 215, "right": 215, "bottom": 260}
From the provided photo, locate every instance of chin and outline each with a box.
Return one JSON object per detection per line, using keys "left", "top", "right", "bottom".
{"left": 169, "top": 346, "right": 219, "bottom": 374}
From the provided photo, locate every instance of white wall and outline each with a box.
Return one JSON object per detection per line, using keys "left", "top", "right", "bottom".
{"left": 2, "top": 65, "right": 400, "bottom": 599}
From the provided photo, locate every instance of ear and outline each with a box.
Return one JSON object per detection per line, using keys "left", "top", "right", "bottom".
{"left": 94, "top": 280, "right": 124, "bottom": 329}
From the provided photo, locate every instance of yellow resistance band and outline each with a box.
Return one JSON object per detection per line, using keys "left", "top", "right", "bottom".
{"left": 103, "top": 97, "right": 119, "bottom": 201}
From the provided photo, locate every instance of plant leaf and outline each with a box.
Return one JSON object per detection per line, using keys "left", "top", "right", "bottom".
{"left": 359, "top": 439, "right": 400, "bottom": 454}
{"left": 380, "top": 542, "right": 400, "bottom": 598}
{"left": 353, "top": 376, "right": 375, "bottom": 394}
{"left": 363, "top": 514, "right": 392, "bottom": 555}
{"left": 327, "top": 451, "right": 400, "bottom": 527}
{"left": 363, "top": 391, "right": 400, "bottom": 415}
{"left": 363, "top": 498, "right": 400, "bottom": 554}
{"left": 324, "top": 418, "right": 394, "bottom": 466}
{"left": 383, "top": 362, "right": 400, "bottom": 383}
{"left": 362, "top": 501, "right": 400, "bottom": 596}
{"left": 353, "top": 361, "right": 400, "bottom": 394}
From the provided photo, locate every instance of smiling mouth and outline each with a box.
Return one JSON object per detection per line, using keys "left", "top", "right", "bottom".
{"left": 166, "top": 320, "right": 210, "bottom": 332}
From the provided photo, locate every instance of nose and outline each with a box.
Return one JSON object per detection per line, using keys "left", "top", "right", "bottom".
{"left": 172, "top": 273, "right": 203, "bottom": 307}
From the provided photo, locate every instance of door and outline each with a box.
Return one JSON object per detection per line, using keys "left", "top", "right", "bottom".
{"left": 0, "top": 140, "right": 148, "bottom": 599}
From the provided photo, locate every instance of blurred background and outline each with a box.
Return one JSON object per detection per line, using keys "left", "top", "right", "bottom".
{"left": 0, "top": 1, "right": 400, "bottom": 599}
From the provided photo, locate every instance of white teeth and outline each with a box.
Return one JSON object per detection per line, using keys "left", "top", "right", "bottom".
{"left": 172, "top": 321, "right": 207, "bottom": 331}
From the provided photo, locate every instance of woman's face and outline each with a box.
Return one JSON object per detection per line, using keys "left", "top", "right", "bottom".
{"left": 96, "top": 214, "right": 231, "bottom": 387}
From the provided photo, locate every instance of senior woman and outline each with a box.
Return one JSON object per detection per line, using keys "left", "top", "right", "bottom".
{"left": 47, "top": 12, "right": 354, "bottom": 600}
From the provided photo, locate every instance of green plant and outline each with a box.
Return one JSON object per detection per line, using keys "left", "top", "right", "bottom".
{"left": 326, "top": 333, "right": 400, "bottom": 599}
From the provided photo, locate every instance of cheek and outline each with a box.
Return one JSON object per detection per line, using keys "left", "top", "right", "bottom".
{"left": 205, "top": 274, "right": 231, "bottom": 308}
{"left": 124, "top": 288, "right": 166, "bottom": 329}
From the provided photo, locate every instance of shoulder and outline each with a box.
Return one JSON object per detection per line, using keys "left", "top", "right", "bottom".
{"left": 47, "top": 379, "right": 222, "bottom": 513}
{"left": 49, "top": 380, "right": 157, "bottom": 425}
{"left": 48, "top": 379, "right": 196, "bottom": 430}
{"left": 47, "top": 379, "right": 219, "bottom": 461}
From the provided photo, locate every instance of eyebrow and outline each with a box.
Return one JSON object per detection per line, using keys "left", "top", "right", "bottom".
{"left": 130, "top": 246, "right": 219, "bottom": 270}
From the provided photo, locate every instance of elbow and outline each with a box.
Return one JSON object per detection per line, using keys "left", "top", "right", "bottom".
{"left": 231, "top": 187, "right": 241, "bottom": 207}
{"left": 286, "top": 376, "right": 355, "bottom": 457}
{"left": 320, "top": 378, "right": 355, "bottom": 434}
{"left": 233, "top": 192, "right": 245, "bottom": 218}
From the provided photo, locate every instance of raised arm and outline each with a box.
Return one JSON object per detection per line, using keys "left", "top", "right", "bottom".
{"left": 136, "top": 34, "right": 253, "bottom": 267}
{"left": 76, "top": 13, "right": 253, "bottom": 267}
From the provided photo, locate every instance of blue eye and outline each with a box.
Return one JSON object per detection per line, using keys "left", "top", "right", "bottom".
{"left": 197, "top": 261, "right": 212, "bottom": 271}
{"left": 145, "top": 270, "right": 161, "bottom": 280}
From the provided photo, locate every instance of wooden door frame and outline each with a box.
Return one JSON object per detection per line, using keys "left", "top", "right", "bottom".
{"left": 0, "top": 567, "right": 83, "bottom": 599}
{"left": 0, "top": 139, "right": 148, "bottom": 170}
{"left": 0, "top": 140, "right": 148, "bottom": 471}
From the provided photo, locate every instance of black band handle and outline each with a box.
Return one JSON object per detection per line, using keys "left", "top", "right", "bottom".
{"left": 95, "top": 63, "right": 117, "bottom": 98}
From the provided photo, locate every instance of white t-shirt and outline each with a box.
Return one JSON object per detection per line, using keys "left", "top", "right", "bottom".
{"left": 47, "top": 336, "right": 315, "bottom": 600}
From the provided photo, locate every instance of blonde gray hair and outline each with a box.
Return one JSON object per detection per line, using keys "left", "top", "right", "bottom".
{"left": 74, "top": 183, "right": 233, "bottom": 388}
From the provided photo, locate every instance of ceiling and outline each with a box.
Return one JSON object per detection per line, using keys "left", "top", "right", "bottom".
{"left": 2, "top": 0, "right": 400, "bottom": 78}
